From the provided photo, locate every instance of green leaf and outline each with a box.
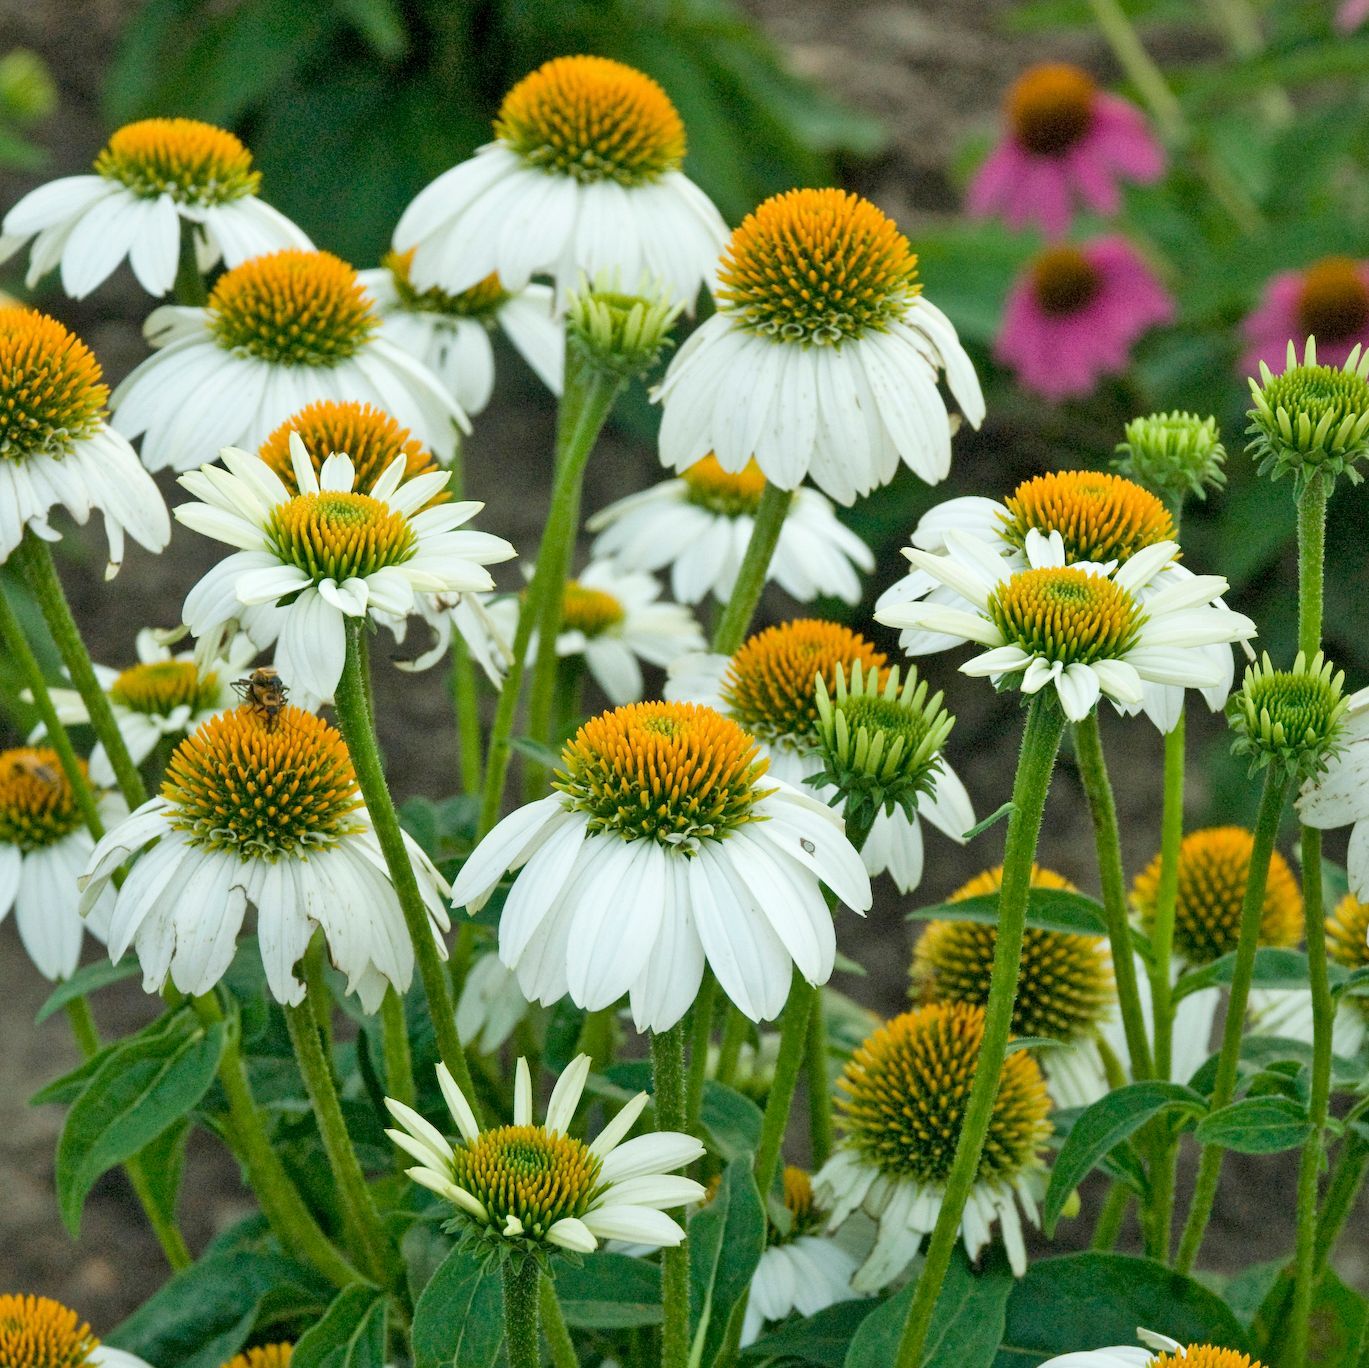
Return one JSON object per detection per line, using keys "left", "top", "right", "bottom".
{"left": 1333, "top": 966, "right": 1369, "bottom": 1002}
{"left": 135, "top": 1118, "right": 191, "bottom": 1240}
{"left": 554, "top": 1252, "right": 662, "bottom": 1329}
{"left": 699, "top": 1081, "right": 764, "bottom": 1163}
{"left": 847, "top": 1249, "right": 1012, "bottom": 1367}
{"left": 510, "top": 735, "right": 563, "bottom": 771}
{"left": 30, "top": 1037, "right": 122, "bottom": 1106}
{"left": 292, "top": 1286, "right": 386, "bottom": 1368}
{"left": 994, "top": 1254, "right": 1253, "bottom": 1363}
{"left": 56, "top": 1009, "right": 226, "bottom": 1233}
{"left": 106, "top": 1251, "right": 327, "bottom": 1368}
{"left": 35, "top": 956, "right": 141, "bottom": 1023}
{"left": 961, "top": 802, "right": 1016, "bottom": 841}
{"left": 1174, "top": 948, "right": 1317, "bottom": 1001}
{"left": 688, "top": 1157, "right": 766, "bottom": 1368}
{"left": 741, "top": 1298, "right": 876, "bottom": 1365}
{"left": 1251, "top": 1264, "right": 1368, "bottom": 1366}
{"left": 411, "top": 1245, "right": 502, "bottom": 1368}
{"left": 906, "top": 886, "right": 1109, "bottom": 938}
{"left": 334, "top": 0, "right": 406, "bottom": 58}
{"left": 1044, "top": 1082, "right": 1206, "bottom": 1234}
{"left": 1005, "top": 1037, "right": 1073, "bottom": 1055}
{"left": 1194, "top": 1096, "right": 1313, "bottom": 1154}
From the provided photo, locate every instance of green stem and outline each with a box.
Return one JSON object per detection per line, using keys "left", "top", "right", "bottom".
{"left": 303, "top": 938, "right": 334, "bottom": 1054}
{"left": 806, "top": 988, "right": 834, "bottom": 1169}
{"left": 334, "top": 617, "right": 484, "bottom": 1125}
{"left": 716, "top": 1006, "right": 748, "bottom": 1088}
{"left": 1072, "top": 714, "right": 1154, "bottom": 1081}
{"left": 539, "top": 1274, "right": 579, "bottom": 1368}
{"left": 451, "top": 638, "right": 484, "bottom": 796}
{"left": 1175, "top": 767, "right": 1290, "bottom": 1273}
{"left": 1297, "top": 474, "right": 1328, "bottom": 660}
{"left": 650, "top": 1023, "right": 689, "bottom": 1368}
{"left": 753, "top": 972, "right": 816, "bottom": 1201}
{"left": 687, "top": 972, "right": 718, "bottom": 1132}
{"left": 173, "top": 219, "right": 208, "bottom": 306}
{"left": 710, "top": 483, "right": 791, "bottom": 656}
{"left": 521, "top": 362, "right": 626, "bottom": 793}
{"left": 575, "top": 1006, "right": 616, "bottom": 1073}
{"left": 1201, "top": 0, "right": 1293, "bottom": 122}
{"left": 1315, "top": 1134, "right": 1369, "bottom": 1277}
{"left": 284, "top": 992, "right": 397, "bottom": 1286}
{"left": 0, "top": 582, "right": 103, "bottom": 837}
{"left": 479, "top": 366, "right": 623, "bottom": 835}
{"left": 501, "top": 1257, "right": 541, "bottom": 1368}
{"left": 892, "top": 694, "right": 1066, "bottom": 1368}
{"left": 380, "top": 986, "right": 415, "bottom": 1111}
{"left": 1091, "top": 1181, "right": 1132, "bottom": 1251}
{"left": 15, "top": 536, "right": 146, "bottom": 810}
{"left": 193, "top": 994, "right": 362, "bottom": 1287}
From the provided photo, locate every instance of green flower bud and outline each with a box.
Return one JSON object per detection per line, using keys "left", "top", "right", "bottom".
{"left": 1229, "top": 650, "right": 1349, "bottom": 782}
{"left": 1246, "top": 338, "right": 1369, "bottom": 488}
{"left": 0, "top": 50, "right": 55, "bottom": 124}
{"left": 1113, "top": 411, "right": 1226, "bottom": 506}
{"left": 811, "top": 660, "right": 955, "bottom": 835}
{"left": 565, "top": 272, "right": 682, "bottom": 380}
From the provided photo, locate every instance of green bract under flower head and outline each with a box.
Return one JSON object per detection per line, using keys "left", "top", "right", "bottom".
{"left": 566, "top": 273, "right": 681, "bottom": 379}
{"left": 1114, "top": 411, "right": 1227, "bottom": 505}
{"left": 1246, "top": 338, "right": 1369, "bottom": 487}
{"left": 1229, "top": 650, "right": 1349, "bottom": 782}
{"left": 811, "top": 659, "right": 954, "bottom": 830}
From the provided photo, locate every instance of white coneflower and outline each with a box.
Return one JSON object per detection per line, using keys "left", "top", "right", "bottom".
{"left": 876, "top": 530, "right": 1255, "bottom": 723}
{"left": 393, "top": 55, "right": 726, "bottom": 309}
{"left": 360, "top": 250, "right": 562, "bottom": 415}
{"left": 386, "top": 1054, "right": 705, "bottom": 1252}
{"left": 0, "top": 749, "right": 120, "bottom": 982}
{"left": 588, "top": 455, "right": 874, "bottom": 605}
{"left": 452, "top": 700, "right": 871, "bottom": 1031}
{"left": 455, "top": 951, "right": 531, "bottom": 1054}
{"left": 79, "top": 703, "right": 450, "bottom": 1012}
{"left": 654, "top": 188, "right": 984, "bottom": 505}
{"left": 0, "top": 1294, "right": 155, "bottom": 1368}
{"left": 110, "top": 248, "right": 467, "bottom": 472}
{"left": 741, "top": 1167, "right": 862, "bottom": 1346}
{"left": 814, "top": 1001, "right": 1051, "bottom": 1289}
{"left": 875, "top": 470, "right": 1249, "bottom": 733}
{"left": 667, "top": 619, "right": 973, "bottom": 893}
{"left": 1299, "top": 686, "right": 1369, "bottom": 899}
{"left": 174, "top": 439, "right": 513, "bottom": 703}
{"left": 1037, "top": 1333, "right": 1265, "bottom": 1366}
{"left": 0, "top": 117, "right": 310, "bottom": 298}
{"left": 35, "top": 627, "right": 252, "bottom": 786}
{"left": 0, "top": 306, "right": 169, "bottom": 576}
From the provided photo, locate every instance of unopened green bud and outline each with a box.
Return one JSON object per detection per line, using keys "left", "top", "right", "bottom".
{"left": 0, "top": 50, "right": 55, "bottom": 124}
{"left": 1113, "top": 411, "right": 1226, "bottom": 506}
{"left": 811, "top": 659, "right": 954, "bottom": 834}
{"left": 1229, "top": 650, "right": 1348, "bottom": 782}
{"left": 566, "top": 272, "right": 682, "bottom": 379}
{"left": 1246, "top": 338, "right": 1369, "bottom": 488}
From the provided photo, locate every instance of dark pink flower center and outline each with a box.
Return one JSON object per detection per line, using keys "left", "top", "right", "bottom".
{"left": 1008, "top": 64, "right": 1096, "bottom": 156}
{"left": 1297, "top": 257, "right": 1369, "bottom": 344}
{"left": 1031, "top": 246, "right": 1101, "bottom": 317}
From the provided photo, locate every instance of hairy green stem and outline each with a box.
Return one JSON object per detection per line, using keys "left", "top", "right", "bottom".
{"left": 451, "top": 639, "right": 484, "bottom": 795}
{"left": 334, "top": 617, "right": 483, "bottom": 1124}
{"left": 892, "top": 695, "right": 1066, "bottom": 1368}
{"left": 379, "top": 987, "right": 415, "bottom": 1112}
{"left": 1315, "top": 1134, "right": 1369, "bottom": 1277}
{"left": 15, "top": 535, "right": 146, "bottom": 810}
{"left": 1175, "top": 767, "right": 1290, "bottom": 1273}
{"left": 711, "top": 483, "right": 791, "bottom": 656}
{"left": 806, "top": 988, "right": 834, "bottom": 1169}
{"left": 1073, "top": 714, "right": 1154, "bottom": 1081}
{"left": 539, "top": 1274, "right": 579, "bottom": 1368}
{"left": 753, "top": 972, "right": 816, "bottom": 1201}
{"left": 193, "top": 994, "right": 362, "bottom": 1287}
{"left": 284, "top": 993, "right": 398, "bottom": 1285}
{"left": 1297, "top": 474, "right": 1328, "bottom": 660}
{"left": 687, "top": 972, "right": 718, "bottom": 1132}
{"left": 1091, "top": 1181, "right": 1132, "bottom": 1252}
{"left": 502, "top": 1257, "right": 541, "bottom": 1368}
{"left": 650, "top": 1023, "right": 689, "bottom": 1368}
{"left": 716, "top": 1006, "right": 748, "bottom": 1088}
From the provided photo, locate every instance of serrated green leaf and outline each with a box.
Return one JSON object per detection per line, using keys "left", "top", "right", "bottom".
{"left": 411, "top": 1245, "right": 502, "bottom": 1368}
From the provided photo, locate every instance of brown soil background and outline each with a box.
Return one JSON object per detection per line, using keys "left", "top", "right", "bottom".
{"left": 0, "top": 0, "right": 1362, "bottom": 1336}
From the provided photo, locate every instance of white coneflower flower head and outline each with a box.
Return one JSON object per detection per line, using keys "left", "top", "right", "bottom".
{"left": 0, "top": 117, "right": 311, "bottom": 299}
{"left": 815, "top": 1000, "right": 1051, "bottom": 1290}
{"left": 385, "top": 1055, "right": 705, "bottom": 1260}
{"left": 0, "top": 307, "right": 169, "bottom": 575}
{"left": 111, "top": 248, "right": 467, "bottom": 471}
{"left": 1036, "top": 1333, "right": 1267, "bottom": 1366}
{"left": 394, "top": 55, "right": 727, "bottom": 309}
{"left": 175, "top": 437, "right": 514, "bottom": 702}
{"left": 453, "top": 699, "right": 871, "bottom": 1030}
{"left": 655, "top": 187, "right": 984, "bottom": 505}
{"left": 79, "top": 702, "right": 450, "bottom": 1011}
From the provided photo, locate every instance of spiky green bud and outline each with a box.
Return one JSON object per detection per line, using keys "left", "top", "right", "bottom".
{"left": 1113, "top": 411, "right": 1226, "bottom": 506}
{"left": 565, "top": 272, "right": 682, "bottom": 380}
{"left": 1229, "top": 650, "right": 1349, "bottom": 782}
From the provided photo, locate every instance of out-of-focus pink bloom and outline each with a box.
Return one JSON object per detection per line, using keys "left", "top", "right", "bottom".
{"left": 1337, "top": 0, "right": 1369, "bottom": 32}
{"left": 995, "top": 237, "right": 1175, "bottom": 401}
{"left": 968, "top": 64, "right": 1165, "bottom": 236}
{"left": 1241, "top": 256, "right": 1369, "bottom": 375}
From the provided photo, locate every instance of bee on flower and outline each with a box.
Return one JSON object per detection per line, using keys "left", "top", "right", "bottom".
{"left": 386, "top": 1054, "right": 705, "bottom": 1254}
{"left": 0, "top": 117, "right": 311, "bottom": 298}
{"left": 79, "top": 701, "right": 450, "bottom": 1011}
{"left": 110, "top": 248, "right": 467, "bottom": 472}
{"left": 393, "top": 55, "right": 727, "bottom": 310}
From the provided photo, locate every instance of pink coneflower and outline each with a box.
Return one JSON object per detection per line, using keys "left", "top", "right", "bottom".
{"left": 968, "top": 64, "right": 1165, "bottom": 236}
{"left": 1241, "top": 256, "right": 1369, "bottom": 375}
{"left": 995, "top": 238, "right": 1175, "bottom": 401}
{"left": 1337, "top": 0, "right": 1369, "bottom": 32}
